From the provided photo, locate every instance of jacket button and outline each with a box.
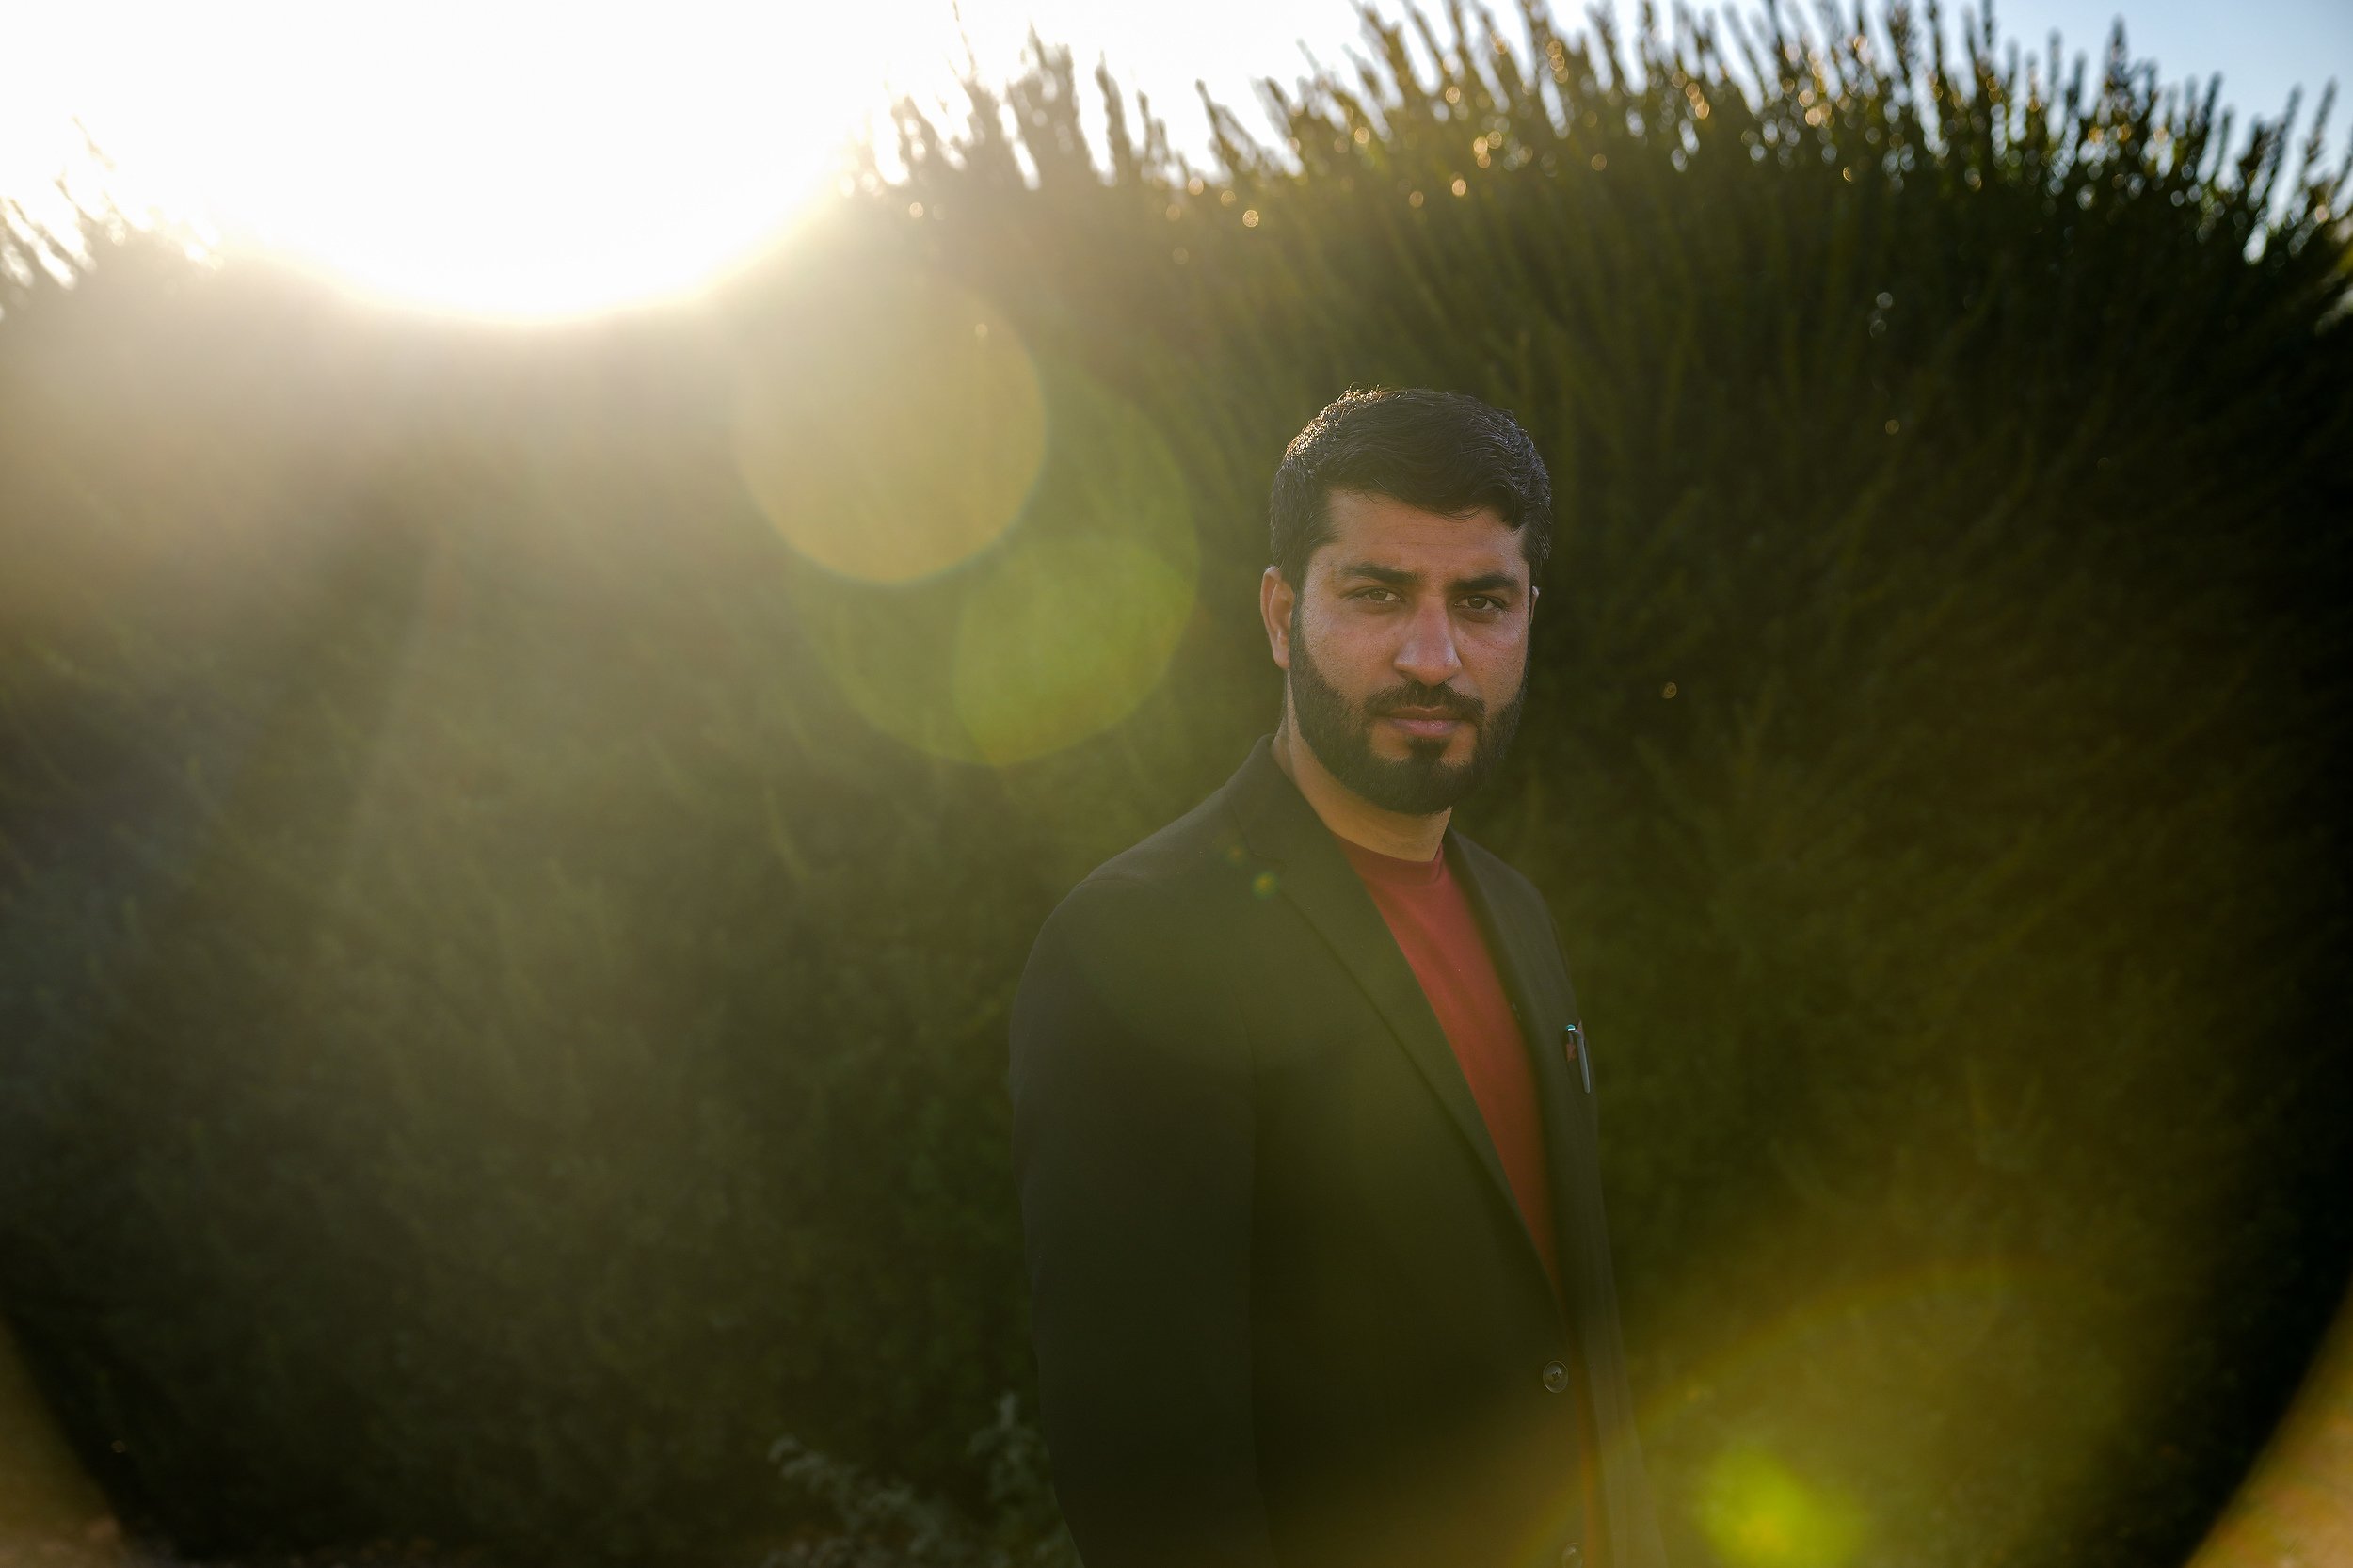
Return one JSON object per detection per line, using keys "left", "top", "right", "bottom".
{"left": 1541, "top": 1359, "right": 1569, "bottom": 1393}
{"left": 1559, "top": 1545, "right": 1581, "bottom": 1566}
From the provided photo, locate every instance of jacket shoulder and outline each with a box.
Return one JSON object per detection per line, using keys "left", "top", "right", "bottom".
{"left": 1021, "top": 786, "right": 1251, "bottom": 981}
{"left": 1079, "top": 785, "right": 1251, "bottom": 899}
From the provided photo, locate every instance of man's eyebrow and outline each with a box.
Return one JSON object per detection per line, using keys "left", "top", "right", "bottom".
{"left": 1334, "top": 562, "right": 1524, "bottom": 595}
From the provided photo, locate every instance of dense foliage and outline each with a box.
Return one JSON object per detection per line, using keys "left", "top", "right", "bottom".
{"left": 3, "top": 3, "right": 2349, "bottom": 1565}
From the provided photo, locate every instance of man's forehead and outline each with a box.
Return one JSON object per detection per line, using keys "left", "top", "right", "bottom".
{"left": 1317, "top": 490, "right": 1529, "bottom": 581}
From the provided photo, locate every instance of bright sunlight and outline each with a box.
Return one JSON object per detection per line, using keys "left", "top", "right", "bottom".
{"left": 8, "top": 0, "right": 975, "bottom": 319}
{"left": 7, "top": 0, "right": 1383, "bottom": 320}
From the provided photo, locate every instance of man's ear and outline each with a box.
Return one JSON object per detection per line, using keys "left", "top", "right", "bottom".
{"left": 1260, "top": 566, "right": 1295, "bottom": 673}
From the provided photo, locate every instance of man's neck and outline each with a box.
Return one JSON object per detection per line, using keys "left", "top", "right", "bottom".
{"left": 1272, "top": 719, "right": 1450, "bottom": 863}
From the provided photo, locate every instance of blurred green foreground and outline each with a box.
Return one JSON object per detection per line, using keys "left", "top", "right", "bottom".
{"left": 2, "top": 3, "right": 2350, "bottom": 1565}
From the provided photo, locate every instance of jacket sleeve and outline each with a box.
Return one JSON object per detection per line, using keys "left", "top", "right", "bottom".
{"left": 1008, "top": 875, "right": 1280, "bottom": 1568}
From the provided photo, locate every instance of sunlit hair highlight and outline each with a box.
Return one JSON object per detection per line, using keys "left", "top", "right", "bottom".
{"left": 1268, "top": 386, "right": 1554, "bottom": 589}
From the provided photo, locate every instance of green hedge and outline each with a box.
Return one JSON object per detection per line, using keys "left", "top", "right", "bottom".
{"left": 2, "top": 3, "right": 2349, "bottom": 1565}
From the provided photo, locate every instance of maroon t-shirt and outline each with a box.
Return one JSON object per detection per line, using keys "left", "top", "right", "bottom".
{"left": 1337, "top": 834, "right": 1562, "bottom": 1306}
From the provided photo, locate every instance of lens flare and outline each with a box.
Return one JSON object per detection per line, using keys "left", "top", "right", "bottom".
{"left": 729, "top": 261, "right": 1046, "bottom": 584}
{"left": 776, "top": 357, "right": 1197, "bottom": 765}
{"left": 1641, "top": 1258, "right": 2089, "bottom": 1568}
{"left": 2185, "top": 1280, "right": 2353, "bottom": 1567}
{"left": 1698, "top": 1446, "right": 1865, "bottom": 1568}
{"left": 0, "top": 1317, "right": 113, "bottom": 1544}
{"left": 951, "top": 532, "right": 1194, "bottom": 765}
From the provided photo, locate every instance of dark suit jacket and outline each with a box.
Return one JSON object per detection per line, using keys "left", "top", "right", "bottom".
{"left": 1009, "top": 734, "right": 1669, "bottom": 1568}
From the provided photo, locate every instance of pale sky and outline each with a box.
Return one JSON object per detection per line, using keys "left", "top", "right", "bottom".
{"left": 7, "top": 0, "right": 2347, "bottom": 318}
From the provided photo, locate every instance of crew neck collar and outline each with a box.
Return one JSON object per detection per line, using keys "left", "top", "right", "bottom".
{"left": 1334, "top": 831, "right": 1449, "bottom": 888}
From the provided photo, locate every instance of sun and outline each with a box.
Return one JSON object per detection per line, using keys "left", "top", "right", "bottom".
{"left": 10, "top": 0, "right": 980, "bottom": 320}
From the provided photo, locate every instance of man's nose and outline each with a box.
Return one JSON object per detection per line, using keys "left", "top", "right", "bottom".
{"left": 1394, "top": 598, "right": 1464, "bottom": 687}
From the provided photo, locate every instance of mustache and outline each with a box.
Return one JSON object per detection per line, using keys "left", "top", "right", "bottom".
{"left": 1366, "top": 682, "right": 1484, "bottom": 722}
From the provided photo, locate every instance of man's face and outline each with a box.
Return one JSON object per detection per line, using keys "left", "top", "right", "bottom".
{"left": 1267, "top": 488, "right": 1535, "bottom": 816}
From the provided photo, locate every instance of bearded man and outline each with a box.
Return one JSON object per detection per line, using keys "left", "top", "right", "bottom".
{"left": 1008, "top": 388, "right": 1669, "bottom": 1568}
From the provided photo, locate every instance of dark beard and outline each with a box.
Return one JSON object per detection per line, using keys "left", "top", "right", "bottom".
{"left": 1286, "top": 604, "right": 1528, "bottom": 816}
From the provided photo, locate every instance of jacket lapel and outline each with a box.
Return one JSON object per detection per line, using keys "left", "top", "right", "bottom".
{"left": 1456, "top": 829, "right": 1675, "bottom": 1568}
{"left": 1447, "top": 833, "right": 1582, "bottom": 1160}
{"left": 1226, "top": 735, "right": 1539, "bottom": 1287}
{"left": 1449, "top": 833, "right": 1590, "bottom": 1318}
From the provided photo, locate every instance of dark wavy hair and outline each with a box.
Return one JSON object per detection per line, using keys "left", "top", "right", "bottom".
{"left": 1267, "top": 387, "right": 1553, "bottom": 589}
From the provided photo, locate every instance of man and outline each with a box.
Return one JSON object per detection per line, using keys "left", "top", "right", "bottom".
{"left": 1008, "top": 388, "right": 1669, "bottom": 1568}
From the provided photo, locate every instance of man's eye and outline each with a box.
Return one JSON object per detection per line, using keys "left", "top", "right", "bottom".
{"left": 1353, "top": 587, "right": 1401, "bottom": 603}
{"left": 1462, "top": 596, "right": 1506, "bottom": 614}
